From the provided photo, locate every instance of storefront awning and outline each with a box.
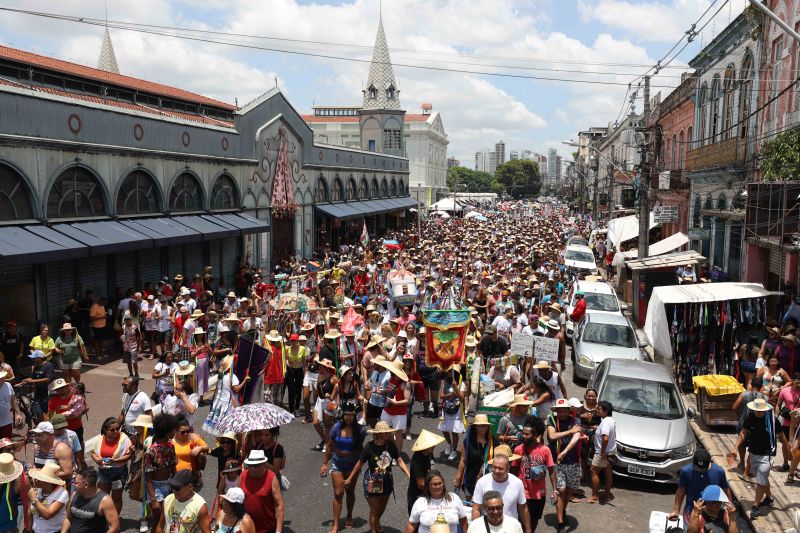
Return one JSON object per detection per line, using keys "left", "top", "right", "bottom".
{"left": 121, "top": 218, "right": 202, "bottom": 246}
{"left": 52, "top": 220, "right": 154, "bottom": 255}
{"left": 211, "top": 213, "right": 270, "bottom": 234}
{"left": 316, "top": 203, "right": 363, "bottom": 220}
{"left": 172, "top": 215, "right": 240, "bottom": 240}
{"left": 383, "top": 197, "right": 418, "bottom": 210}
{"left": 0, "top": 226, "right": 88, "bottom": 267}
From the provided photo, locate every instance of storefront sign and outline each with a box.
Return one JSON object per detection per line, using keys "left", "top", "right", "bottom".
{"left": 653, "top": 205, "right": 678, "bottom": 224}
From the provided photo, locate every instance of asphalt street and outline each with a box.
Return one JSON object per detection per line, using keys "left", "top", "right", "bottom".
{"left": 19, "top": 348, "right": 753, "bottom": 533}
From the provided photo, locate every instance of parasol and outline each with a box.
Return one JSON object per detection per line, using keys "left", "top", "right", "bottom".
{"left": 214, "top": 402, "right": 295, "bottom": 434}
{"left": 382, "top": 239, "right": 402, "bottom": 250}
{"left": 269, "top": 293, "right": 319, "bottom": 311}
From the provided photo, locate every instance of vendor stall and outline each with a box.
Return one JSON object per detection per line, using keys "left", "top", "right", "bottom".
{"left": 644, "top": 282, "right": 781, "bottom": 390}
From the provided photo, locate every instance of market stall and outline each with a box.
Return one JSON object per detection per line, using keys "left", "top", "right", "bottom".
{"left": 644, "top": 282, "right": 781, "bottom": 390}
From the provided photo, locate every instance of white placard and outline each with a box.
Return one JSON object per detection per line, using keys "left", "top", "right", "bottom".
{"left": 510, "top": 332, "right": 535, "bottom": 358}
{"left": 534, "top": 336, "right": 560, "bottom": 362}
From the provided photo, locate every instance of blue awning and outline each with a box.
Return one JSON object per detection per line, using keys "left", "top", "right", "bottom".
{"left": 172, "top": 215, "right": 240, "bottom": 239}
{"left": 211, "top": 213, "right": 269, "bottom": 234}
{"left": 382, "top": 197, "right": 417, "bottom": 210}
{"left": 52, "top": 220, "right": 154, "bottom": 255}
{"left": 316, "top": 203, "right": 362, "bottom": 220}
{"left": 121, "top": 218, "right": 202, "bottom": 246}
{"left": 0, "top": 226, "right": 88, "bottom": 266}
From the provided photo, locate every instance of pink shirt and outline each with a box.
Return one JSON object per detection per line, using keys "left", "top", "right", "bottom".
{"left": 779, "top": 387, "right": 800, "bottom": 426}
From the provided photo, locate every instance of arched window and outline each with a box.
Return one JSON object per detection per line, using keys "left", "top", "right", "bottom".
{"left": 399, "top": 179, "right": 405, "bottom": 196}
{"left": 116, "top": 169, "right": 160, "bottom": 216}
{"left": 47, "top": 165, "right": 106, "bottom": 219}
{"left": 717, "top": 195, "right": 727, "bottom": 210}
{"left": 693, "top": 194, "right": 702, "bottom": 228}
{"left": 671, "top": 134, "right": 677, "bottom": 169}
{"left": 315, "top": 177, "right": 329, "bottom": 203}
{"left": 0, "top": 163, "right": 35, "bottom": 221}
{"left": 678, "top": 131, "right": 685, "bottom": 169}
{"left": 210, "top": 174, "right": 240, "bottom": 210}
{"left": 698, "top": 84, "right": 708, "bottom": 146}
{"left": 386, "top": 84, "right": 396, "bottom": 100}
{"left": 359, "top": 177, "right": 368, "bottom": 200}
{"left": 390, "top": 178, "right": 397, "bottom": 196}
{"left": 368, "top": 85, "right": 377, "bottom": 100}
{"left": 687, "top": 127, "right": 693, "bottom": 150}
{"left": 168, "top": 172, "right": 204, "bottom": 213}
{"left": 739, "top": 51, "right": 754, "bottom": 139}
{"left": 380, "top": 178, "right": 389, "bottom": 197}
{"left": 332, "top": 178, "right": 344, "bottom": 202}
{"left": 710, "top": 76, "right": 721, "bottom": 142}
{"left": 770, "top": 38, "right": 784, "bottom": 121}
{"left": 722, "top": 66, "right": 735, "bottom": 139}
{"left": 705, "top": 194, "right": 713, "bottom": 210}
{"left": 371, "top": 178, "right": 380, "bottom": 198}
{"left": 346, "top": 178, "right": 357, "bottom": 201}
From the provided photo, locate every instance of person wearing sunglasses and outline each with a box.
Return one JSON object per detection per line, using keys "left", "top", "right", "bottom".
{"left": 90, "top": 417, "right": 132, "bottom": 516}
{"left": 467, "top": 489, "right": 523, "bottom": 533}
{"left": 171, "top": 415, "right": 209, "bottom": 489}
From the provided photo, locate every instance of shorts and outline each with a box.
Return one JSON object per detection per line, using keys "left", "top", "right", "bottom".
{"left": 740, "top": 360, "right": 757, "bottom": 373}
{"left": 331, "top": 454, "right": 359, "bottom": 475}
{"left": 61, "top": 359, "right": 81, "bottom": 370}
{"left": 150, "top": 479, "right": 171, "bottom": 502}
{"left": 154, "top": 331, "right": 167, "bottom": 343}
{"left": 555, "top": 463, "right": 581, "bottom": 490}
{"left": 380, "top": 411, "right": 406, "bottom": 431}
{"left": 98, "top": 464, "right": 129, "bottom": 489}
{"left": 303, "top": 371, "right": 319, "bottom": 389}
{"left": 419, "top": 367, "right": 440, "bottom": 390}
{"left": 750, "top": 453, "right": 773, "bottom": 486}
{"left": 92, "top": 327, "right": 106, "bottom": 341}
{"left": 123, "top": 351, "right": 137, "bottom": 363}
{"left": 365, "top": 403, "right": 384, "bottom": 420}
{"left": 526, "top": 498, "right": 546, "bottom": 522}
{"left": 32, "top": 397, "right": 48, "bottom": 417}
{"left": 591, "top": 452, "right": 613, "bottom": 468}
{"left": 314, "top": 397, "right": 335, "bottom": 421}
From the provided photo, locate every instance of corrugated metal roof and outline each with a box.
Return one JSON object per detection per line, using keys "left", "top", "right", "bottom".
{"left": 625, "top": 251, "right": 705, "bottom": 271}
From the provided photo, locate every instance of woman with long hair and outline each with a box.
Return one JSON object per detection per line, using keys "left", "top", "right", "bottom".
{"left": 90, "top": 416, "right": 132, "bottom": 514}
{"left": 404, "top": 470, "right": 468, "bottom": 533}
{"left": 144, "top": 414, "right": 178, "bottom": 528}
{"left": 152, "top": 351, "right": 178, "bottom": 403}
{"left": 214, "top": 487, "right": 256, "bottom": 533}
{"left": 402, "top": 354, "right": 425, "bottom": 441}
{"left": 438, "top": 367, "right": 466, "bottom": 461}
{"left": 191, "top": 328, "right": 212, "bottom": 397}
{"left": 321, "top": 401, "right": 365, "bottom": 533}
{"left": 453, "top": 414, "right": 497, "bottom": 499}
{"left": 312, "top": 358, "right": 338, "bottom": 451}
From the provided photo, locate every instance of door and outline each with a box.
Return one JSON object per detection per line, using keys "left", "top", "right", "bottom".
{"left": 115, "top": 252, "right": 136, "bottom": 293}
{"left": 46, "top": 261, "right": 76, "bottom": 327}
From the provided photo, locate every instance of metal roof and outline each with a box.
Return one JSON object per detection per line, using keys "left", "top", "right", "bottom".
{"left": 625, "top": 251, "right": 706, "bottom": 271}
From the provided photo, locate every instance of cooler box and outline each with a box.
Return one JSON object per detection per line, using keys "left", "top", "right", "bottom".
{"left": 477, "top": 406, "right": 506, "bottom": 436}
{"left": 692, "top": 374, "right": 744, "bottom": 428}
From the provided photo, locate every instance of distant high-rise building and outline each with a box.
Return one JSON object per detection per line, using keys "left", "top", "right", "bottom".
{"left": 489, "top": 151, "right": 498, "bottom": 175}
{"left": 520, "top": 150, "right": 533, "bottom": 161}
{"left": 510, "top": 150, "right": 519, "bottom": 161}
{"left": 447, "top": 156, "right": 460, "bottom": 169}
{"left": 547, "top": 149, "right": 557, "bottom": 185}
{"left": 475, "top": 150, "right": 489, "bottom": 173}
{"left": 495, "top": 141, "right": 506, "bottom": 166}
{"left": 556, "top": 155, "right": 562, "bottom": 181}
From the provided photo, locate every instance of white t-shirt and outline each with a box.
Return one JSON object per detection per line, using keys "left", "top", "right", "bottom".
{"left": 0, "top": 382, "right": 14, "bottom": 427}
{"left": 217, "top": 373, "right": 241, "bottom": 407}
{"left": 32, "top": 486, "right": 69, "bottom": 533}
{"left": 162, "top": 393, "right": 200, "bottom": 428}
{"left": 492, "top": 316, "right": 513, "bottom": 339}
{"left": 594, "top": 416, "right": 617, "bottom": 453}
{"left": 122, "top": 390, "right": 152, "bottom": 433}
{"left": 466, "top": 515, "right": 523, "bottom": 533}
{"left": 154, "top": 362, "right": 178, "bottom": 393}
{"left": 409, "top": 494, "right": 469, "bottom": 533}
{"left": 472, "top": 473, "right": 526, "bottom": 519}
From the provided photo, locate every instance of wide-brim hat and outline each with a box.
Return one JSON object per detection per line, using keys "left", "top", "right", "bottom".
{"left": 301, "top": 322, "right": 316, "bottom": 331}
{"left": 533, "top": 360, "right": 551, "bottom": 370}
{"left": 487, "top": 444, "right": 522, "bottom": 464}
{"left": 193, "top": 327, "right": 206, "bottom": 335}
{"left": 175, "top": 361, "right": 196, "bottom": 376}
{"left": 59, "top": 323, "right": 75, "bottom": 331}
{"left": 324, "top": 329, "right": 342, "bottom": 339}
{"left": 219, "top": 355, "right": 234, "bottom": 372}
{"left": 472, "top": 413, "right": 491, "bottom": 426}
{"left": 266, "top": 330, "right": 283, "bottom": 342}
{"left": 191, "top": 309, "right": 204, "bottom": 318}
{"left": 553, "top": 398, "right": 571, "bottom": 409}
{"left": 49, "top": 378, "right": 69, "bottom": 391}
{"left": 338, "top": 366, "right": 354, "bottom": 379}
{"left": 509, "top": 394, "right": 533, "bottom": 408}
{"left": 412, "top": 429, "right": 446, "bottom": 452}
{"left": 314, "top": 356, "right": 336, "bottom": 371}
{"left": 227, "top": 292, "right": 237, "bottom": 298}
{"left": 550, "top": 303, "right": 562, "bottom": 312}
{"left": 747, "top": 398, "right": 772, "bottom": 412}
{"left": 374, "top": 358, "right": 409, "bottom": 381}
{"left": 782, "top": 334, "right": 797, "bottom": 343}
{"left": 547, "top": 319, "right": 560, "bottom": 331}
{"left": 29, "top": 463, "right": 65, "bottom": 486}
{"left": 224, "top": 313, "right": 241, "bottom": 322}
{"left": 132, "top": 414, "right": 153, "bottom": 429}
{"left": 368, "top": 421, "right": 395, "bottom": 434}
{"left": 0, "top": 453, "right": 22, "bottom": 483}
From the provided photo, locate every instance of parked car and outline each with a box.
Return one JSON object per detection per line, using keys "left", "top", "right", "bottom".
{"left": 565, "top": 280, "right": 626, "bottom": 342}
{"left": 588, "top": 359, "right": 696, "bottom": 484}
{"left": 571, "top": 313, "right": 646, "bottom": 382}
{"left": 564, "top": 244, "right": 598, "bottom": 276}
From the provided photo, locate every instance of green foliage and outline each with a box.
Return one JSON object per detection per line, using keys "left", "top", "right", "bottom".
{"left": 446, "top": 166, "right": 499, "bottom": 192}
{"left": 760, "top": 128, "right": 800, "bottom": 182}
{"left": 494, "top": 159, "right": 542, "bottom": 197}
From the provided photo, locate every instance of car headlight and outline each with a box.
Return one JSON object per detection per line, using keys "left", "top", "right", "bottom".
{"left": 669, "top": 442, "right": 696, "bottom": 459}
{"left": 578, "top": 355, "right": 595, "bottom": 368}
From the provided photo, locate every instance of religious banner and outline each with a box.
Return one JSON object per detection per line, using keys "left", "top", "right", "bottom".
{"left": 235, "top": 334, "right": 271, "bottom": 405}
{"left": 422, "top": 309, "right": 471, "bottom": 371}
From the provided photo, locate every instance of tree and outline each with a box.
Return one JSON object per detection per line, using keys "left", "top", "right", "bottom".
{"left": 446, "top": 166, "right": 498, "bottom": 192}
{"left": 761, "top": 128, "right": 800, "bottom": 182}
{"left": 494, "top": 159, "right": 541, "bottom": 197}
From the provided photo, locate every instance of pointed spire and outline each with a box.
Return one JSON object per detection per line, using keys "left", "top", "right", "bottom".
{"left": 362, "top": 18, "right": 400, "bottom": 111}
{"left": 97, "top": 27, "right": 120, "bottom": 74}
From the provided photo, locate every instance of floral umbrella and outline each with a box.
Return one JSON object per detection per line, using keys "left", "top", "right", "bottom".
{"left": 269, "top": 293, "right": 319, "bottom": 312}
{"left": 214, "top": 403, "right": 295, "bottom": 434}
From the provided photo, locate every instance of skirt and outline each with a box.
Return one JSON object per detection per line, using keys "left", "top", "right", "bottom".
{"left": 379, "top": 411, "right": 407, "bottom": 431}
{"left": 194, "top": 356, "right": 209, "bottom": 396}
{"left": 438, "top": 414, "right": 466, "bottom": 434}
{"left": 202, "top": 393, "right": 235, "bottom": 436}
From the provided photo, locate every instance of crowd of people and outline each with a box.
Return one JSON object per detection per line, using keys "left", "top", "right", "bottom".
{"left": 0, "top": 198, "right": 781, "bottom": 533}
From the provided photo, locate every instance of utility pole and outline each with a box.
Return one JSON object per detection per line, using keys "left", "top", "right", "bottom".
{"left": 638, "top": 75, "right": 651, "bottom": 260}
{"left": 592, "top": 150, "right": 599, "bottom": 222}
{"left": 607, "top": 162, "right": 613, "bottom": 220}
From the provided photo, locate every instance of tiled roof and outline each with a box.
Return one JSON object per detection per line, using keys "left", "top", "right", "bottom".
{"left": 0, "top": 44, "right": 235, "bottom": 111}
{"left": 0, "top": 78, "right": 236, "bottom": 129}
{"left": 302, "top": 113, "right": 429, "bottom": 124}
{"left": 405, "top": 114, "right": 432, "bottom": 122}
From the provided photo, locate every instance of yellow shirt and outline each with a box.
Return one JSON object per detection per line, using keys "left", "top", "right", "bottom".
{"left": 172, "top": 434, "right": 208, "bottom": 473}
{"left": 29, "top": 336, "right": 55, "bottom": 360}
{"left": 331, "top": 268, "right": 346, "bottom": 282}
{"left": 285, "top": 345, "right": 307, "bottom": 367}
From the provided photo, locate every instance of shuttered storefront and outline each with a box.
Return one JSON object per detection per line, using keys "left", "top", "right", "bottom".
{"left": 46, "top": 261, "right": 76, "bottom": 326}
{"left": 115, "top": 252, "right": 136, "bottom": 293}
{"left": 0, "top": 265, "right": 36, "bottom": 332}
{"left": 208, "top": 241, "right": 221, "bottom": 281}
{"left": 77, "top": 256, "right": 108, "bottom": 299}
{"left": 168, "top": 246, "right": 184, "bottom": 280}
{"left": 137, "top": 248, "right": 162, "bottom": 288}
{"left": 185, "top": 244, "right": 204, "bottom": 282}
{"left": 221, "top": 238, "right": 239, "bottom": 288}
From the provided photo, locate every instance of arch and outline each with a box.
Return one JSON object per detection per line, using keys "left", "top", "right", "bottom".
{"left": 739, "top": 50, "right": 754, "bottom": 139}
{"left": 390, "top": 178, "right": 397, "bottom": 197}
{"left": 687, "top": 126, "right": 693, "bottom": 149}
{"left": 314, "top": 175, "right": 329, "bottom": 204}
{"left": 359, "top": 177, "right": 369, "bottom": 200}
{"left": 115, "top": 167, "right": 162, "bottom": 216}
{"left": 209, "top": 173, "right": 241, "bottom": 210}
{"left": 167, "top": 170, "right": 205, "bottom": 213}
{"left": 371, "top": 177, "right": 380, "bottom": 198}
{"left": 346, "top": 177, "right": 358, "bottom": 202}
{"left": 367, "top": 85, "right": 377, "bottom": 100}
{"left": 717, "top": 194, "right": 727, "bottom": 210}
{"left": 45, "top": 163, "right": 108, "bottom": 219}
{"left": 386, "top": 84, "right": 396, "bottom": 100}
{"left": 243, "top": 190, "right": 257, "bottom": 210}
{"left": 693, "top": 194, "right": 702, "bottom": 228}
{"left": 332, "top": 177, "right": 344, "bottom": 202}
{"left": 671, "top": 134, "right": 677, "bottom": 169}
{"left": 678, "top": 130, "right": 685, "bottom": 169}
{"left": 710, "top": 75, "right": 721, "bottom": 142}
{"left": 705, "top": 194, "right": 713, "bottom": 210}
{"left": 380, "top": 177, "right": 389, "bottom": 197}
{"left": 698, "top": 83, "right": 708, "bottom": 146}
{"left": 398, "top": 178, "right": 405, "bottom": 196}
{"left": 722, "top": 65, "right": 736, "bottom": 139}
{"left": 0, "top": 160, "right": 37, "bottom": 221}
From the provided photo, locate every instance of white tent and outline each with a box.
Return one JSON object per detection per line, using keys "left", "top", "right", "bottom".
{"left": 607, "top": 213, "right": 658, "bottom": 250}
{"left": 644, "top": 283, "right": 780, "bottom": 359}
{"left": 614, "top": 232, "right": 690, "bottom": 265}
{"left": 430, "top": 210, "right": 450, "bottom": 218}
{"left": 430, "top": 198, "right": 462, "bottom": 212}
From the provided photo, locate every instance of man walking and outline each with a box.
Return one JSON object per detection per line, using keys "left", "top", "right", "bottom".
{"left": 588, "top": 400, "right": 616, "bottom": 504}
{"left": 119, "top": 376, "right": 152, "bottom": 439}
{"left": 546, "top": 399, "right": 582, "bottom": 533}
{"left": 669, "top": 449, "right": 732, "bottom": 525}
{"left": 513, "top": 416, "right": 556, "bottom": 532}
{"left": 62, "top": 467, "right": 120, "bottom": 533}
{"left": 471, "top": 445, "right": 531, "bottom": 532}
{"left": 467, "top": 490, "right": 523, "bottom": 533}
{"left": 156, "top": 469, "right": 211, "bottom": 533}
{"left": 733, "top": 398, "right": 778, "bottom": 519}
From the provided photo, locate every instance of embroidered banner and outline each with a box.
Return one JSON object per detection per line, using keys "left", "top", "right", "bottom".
{"left": 422, "top": 309, "right": 471, "bottom": 371}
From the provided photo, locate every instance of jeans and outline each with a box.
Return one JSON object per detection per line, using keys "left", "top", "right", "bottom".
{"left": 285, "top": 367, "right": 304, "bottom": 413}
{"left": 406, "top": 397, "right": 415, "bottom": 431}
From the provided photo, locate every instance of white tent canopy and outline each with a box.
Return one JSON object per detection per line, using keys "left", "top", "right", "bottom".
{"left": 615, "top": 232, "right": 690, "bottom": 263}
{"left": 430, "top": 210, "right": 450, "bottom": 218}
{"left": 644, "top": 282, "right": 780, "bottom": 359}
{"left": 430, "top": 198, "right": 462, "bottom": 212}
{"left": 607, "top": 213, "right": 658, "bottom": 250}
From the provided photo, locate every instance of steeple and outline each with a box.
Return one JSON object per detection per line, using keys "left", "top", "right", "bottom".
{"left": 362, "top": 19, "right": 400, "bottom": 111}
{"left": 97, "top": 27, "right": 120, "bottom": 74}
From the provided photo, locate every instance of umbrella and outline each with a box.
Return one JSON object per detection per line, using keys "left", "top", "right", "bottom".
{"left": 269, "top": 293, "right": 319, "bottom": 311}
{"left": 430, "top": 211, "right": 450, "bottom": 219}
{"left": 214, "top": 403, "right": 295, "bottom": 434}
{"left": 383, "top": 239, "right": 402, "bottom": 250}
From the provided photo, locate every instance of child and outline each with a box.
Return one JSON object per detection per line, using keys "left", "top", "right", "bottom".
{"left": 217, "top": 458, "right": 242, "bottom": 494}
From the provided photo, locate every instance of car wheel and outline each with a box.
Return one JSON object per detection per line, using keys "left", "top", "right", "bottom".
{"left": 572, "top": 366, "right": 585, "bottom": 385}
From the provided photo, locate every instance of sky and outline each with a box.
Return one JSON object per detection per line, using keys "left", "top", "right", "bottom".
{"left": 0, "top": 0, "right": 751, "bottom": 166}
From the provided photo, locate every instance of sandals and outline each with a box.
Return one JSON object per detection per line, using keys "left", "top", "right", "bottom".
{"left": 788, "top": 473, "right": 796, "bottom": 484}
{"left": 344, "top": 517, "right": 353, "bottom": 529}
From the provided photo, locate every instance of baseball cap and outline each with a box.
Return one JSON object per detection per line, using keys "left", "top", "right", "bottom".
{"left": 31, "top": 422, "right": 54, "bottom": 434}
{"left": 28, "top": 350, "right": 45, "bottom": 359}
{"left": 692, "top": 449, "right": 712, "bottom": 471}
{"left": 167, "top": 469, "right": 194, "bottom": 488}
{"left": 700, "top": 484, "right": 729, "bottom": 503}
{"left": 220, "top": 487, "right": 245, "bottom": 504}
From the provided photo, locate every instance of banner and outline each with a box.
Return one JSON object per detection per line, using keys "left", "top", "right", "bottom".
{"left": 510, "top": 332, "right": 534, "bottom": 358}
{"left": 534, "top": 336, "right": 560, "bottom": 362}
{"left": 360, "top": 221, "right": 369, "bottom": 248}
{"left": 235, "top": 334, "right": 271, "bottom": 405}
{"left": 422, "top": 309, "right": 471, "bottom": 371}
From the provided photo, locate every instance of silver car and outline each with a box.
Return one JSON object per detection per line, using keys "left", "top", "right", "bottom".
{"left": 588, "top": 359, "right": 696, "bottom": 484}
{"left": 571, "top": 313, "right": 646, "bottom": 383}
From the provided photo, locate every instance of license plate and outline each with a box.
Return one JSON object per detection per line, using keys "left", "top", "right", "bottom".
{"left": 627, "top": 465, "right": 656, "bottom": 477}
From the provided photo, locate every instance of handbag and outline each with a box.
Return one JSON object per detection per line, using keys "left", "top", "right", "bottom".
{"left": 366, "top": 470, "right": 384, "bottom": 494}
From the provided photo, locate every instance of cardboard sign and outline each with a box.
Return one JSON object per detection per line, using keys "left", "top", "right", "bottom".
{"left": 534, "top": 336, "right": 560, "bottom": 362}
{"left": 510, "top": 332, "right": 534, "bottom": 358}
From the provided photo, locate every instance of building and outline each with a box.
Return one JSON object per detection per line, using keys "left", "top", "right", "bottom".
{"left": 546, "top": 148, "right": 557, "bottom": 190}
{"left": 685, "top": 12, "right": 758, "bottom": 281}
{"left": 520, "top": 149, "right": 533, "bottom": 160}
{"left": 446, "top": 156, "right": 460, "bottom": 168}
{"left": 475, "top": 150, "right": 489, "bottom": 173}
{"left": 495, "top": 141, "right": 506, "bottom": 166}
{"left": 597, "top": 115, "right": 641, "bottom": 210}
{"left": 302, "top": 22, "right": 448, "bottom": 208}
{"left": 555, "top": 155, "right": 562, "bottom": 181}
{"left": 488, "top": 151, "right": 498, "bottom": 175}
{"left": 536, "top": 153, "right": 548, "bottom": 181}
{"left": 509, "top": 150, "right": 519, "bottom": 161}
{"left": 0, "top": 25, "right": 412, "bottom": 329}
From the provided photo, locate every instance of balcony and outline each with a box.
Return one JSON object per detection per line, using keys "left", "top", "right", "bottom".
{"left": 684, "top": 137, "right": 746, "bottom": 171}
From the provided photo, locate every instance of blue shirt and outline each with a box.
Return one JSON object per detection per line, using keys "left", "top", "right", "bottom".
{"left": 678, "top": 463, "right": 729, "bottom": 517}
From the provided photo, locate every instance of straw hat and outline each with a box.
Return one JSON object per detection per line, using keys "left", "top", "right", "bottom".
{"left": 747, "top": 398, "right": 772, "bottom": 412}
{"left": 487, "top": 444, "right": 522, "bottom": 464}
{"left": 175, "top": 360, "right": 195, "bottom": 376}
{"left": 190, "top": 309, "right": 204, "bottom": 318}
{"left": 29, "top": 463, "right": 65, "bottom": 486}
{"left": 509, "top": 394, "right": 533, "bottom": 408}
{"left": 132, "top": 414, "right": 153, "bottom": 429}
{"left": 301, "top": 322, "right": 316, "bottom": 331}
{"left": 49, "top": 378, "right": 69, "bottom": 391}
{"left": 193, "top": 327, "right": 206, "bottom": 335}
{"left": 366, "top": 336, "right": 384, "bottom": 350}
{"left": 59, "top": 323, "right": 75, "bottom": 332}
{"left": 533, "top": 360, "right": 551, "bottom": 370}
{"left": 224, "top": 313, "right": 241, "bottom": 322}
{"left": 367, "top": 421, "right": 395, "bottom": 434}
{"left": 546, "top": 319, "right": 560, "bottom": 331}
{"left": 227, "top": 292, "right": 237, "bottom": 298}
{"left": 266, "top": 330, "right": 283, "bottom": 342}
{"left": 550, "top": 303, "right": 562, "bottom": 312}
{"left": 465, "top": 335, "right": 478, "bottom": 347}
{"left": 374, "top": 358, "right": 409, "bottom": 381}
{"left": 324, "top": 329, "right": 342, "bottom": 340}
{"left": 338, "top": 366, "right": 354, "bottom": 379}
{"left": 0, "top": 454, "right": 22, "bottom": 484}
{"left": 471, "top": 413, "right": 491, "bottom": 426}
{"left": 411, "top": 429, "right": 446, "bottom": 452}
{"left": 315, "top": 356, "right": 336, "bottom": 371}
{"left": 219, "top": 355, "right": 234, "bottom": 372}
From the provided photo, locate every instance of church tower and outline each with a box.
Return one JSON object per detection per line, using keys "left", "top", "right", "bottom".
{"left": 97, "top": 27, "right": 120, "bottom": 74}
{"left": 359, "top": 18, "right": 405, "bottom": 157}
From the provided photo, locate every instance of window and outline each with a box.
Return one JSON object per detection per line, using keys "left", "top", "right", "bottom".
{"left": 169, "top": 173, "right": 204, "bottom": 213}
{"left": 380, "top": 179, "right": 389, "bottom": 197}
{"left": 315, "top": 177, "right": 329, "bottom": 203}
{"left": 332, "top": 178, "right": 344, "bottom": 202}
{"left": 368, "top": 85, "right": 377, "bottom": 99}
{"left": 721, "top": 67, "right": 735, "bottom": 139}
{"left": 390, "top": 179, "right": 397, "bottom": 196}
{"left": 698, "top": 84, "right": 708, "bottom": 146}
{"left": 693, "top": 194, "right": 701, "bottom": 228}
{"left": 359, "top": 178, "right": 368, "bottom": 200}
{"left": 371, "top": 178, "right": 379, "bottom": 198}
{"left": 368, "top": 140, "right": 376, "bottom": 151}
{"left": 347, "top": 178, "right": 357, "bottom": 201}
{"left": 47, "top": 165, "right": 106, "bottom": 218}
{"left": 678, "top": 131, "right": 685, "bottom": 169}
{"left": 210, "top": 174, "right": 240, "bottom": 210}
{"left": 687, "top": 127, "right": 693, "bottom": 149}
{"left": 386, "top": 85, "right": 395, "bottom": 100}
{"left": 399, "top": 179, "right": 405, "bottom": 196}
{"left": 0, "top": 163, "right": 35, "bottom": 221}
{"left": 117, "top": 169, "right": 160, "bottom": 215}
{"left": 383, "top": 129, "right": 402, "bottom": 150}
{"left": 717, "top": 195, "right": 727, "bottom": 210}
{"left": 739, "top": 52, "right": 753, "bottom": 139}
{"left": 710, "top": 76, "right": 721, "bottom": 142}
{"left": 671, "top": 134, "right": 677, "bottom": 170}
{"left": 771, "top": 38, "right": 784, "bottom": 121}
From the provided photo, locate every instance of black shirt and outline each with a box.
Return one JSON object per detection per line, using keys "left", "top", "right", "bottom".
{"left": 744, "top": 411, "right": 777, "bottom": 456}
{"left": 478, "top": 336, "right": 508, "bottom": 358}
{"left": 360, "top": 440, "right": 399, "bottom": 473}
{"left": 463, "top": 430, "right": 499, "bottom": 492}
{"left": 408, "top": 451, "right": 431, "bottom": 503}
{"left": 547, "top": 413, "right": 580, "bottom": 465}
{"left": 68, "top": 490, "right": 107, "bottom": 533}
{"left": 319, "top": 343, "right": 338, "bottom": 366}
{"left": 31, "top": 361, "right": 54, "bottom": 399}
{"left": 0, "top": 332, "right": 22, "bottom": 370}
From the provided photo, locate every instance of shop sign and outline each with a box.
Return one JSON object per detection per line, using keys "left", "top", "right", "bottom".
{"left": 689, "top": 227, "right": 710, "bottom": 240}
{"left": 653, "top": 205, "right": 678, "bottom": 224}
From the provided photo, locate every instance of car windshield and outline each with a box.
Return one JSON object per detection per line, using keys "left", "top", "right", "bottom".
{"left": 565, "top": 250, "right": 594, "bottom": 263}
{"left": 599, "top": 375, "right": 685, "bottom": 419}
{"left": 584, "top": 293, "right": 619, "bottom": 312}
{"left": 569, "top": 237, "right": 589, "bottom": 247}
{"left": 582, "top": 323, "right": 635, "bottom": 347}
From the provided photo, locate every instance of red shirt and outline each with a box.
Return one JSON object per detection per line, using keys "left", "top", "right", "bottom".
{"left": 241, "top": 469, "right": 277, "bottom": 532}
{"left": 48, "top": 392, "right": 83, "bottom": 431}
{"left": 513, "top": 442, "right": 554, "bottom": 499}
{"left": 383, "top": 379, "right": 408, "bottom": 416}
{"left": 570, "top": 299, "right": 587, "bottom": 323}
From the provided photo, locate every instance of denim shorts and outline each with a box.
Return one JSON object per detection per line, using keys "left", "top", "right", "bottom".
{"left": 150, "top": 479, "right": 171, "bottom": 502}
{"left": 98, "top": 464, "right": 128, "bottom": 487}
{"left": 331, "top": 454, "right": 359, "bottom": 475}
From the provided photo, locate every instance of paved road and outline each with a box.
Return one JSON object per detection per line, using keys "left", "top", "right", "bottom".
{"left": 18, "top": 349, "right": 753, "bottom": 532}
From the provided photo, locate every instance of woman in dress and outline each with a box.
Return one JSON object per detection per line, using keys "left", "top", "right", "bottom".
{"left": 90, "top": 417, "right": 132, "bottom": 514}
{"left": 438, "top": 366, "right": 466, "bottom": 462}
{"left": 378, "top": 359, "right": 411, "bottom": 455}
{"left": 453, "top": 414, "right": 497, "bottom": 499}
{"left": 405, "top": 470, "right": 468, "bottom": 533}
{"left": 53, "top": 323, "right": 88, "bottom": 383}
{"left": 152, "top": 351, "right": 178, "bottom": 403}
{"left": 191, "top": 328, "right": 212, "bottom": 398}
{"left": 757, "top": 355, "right": 791, "bottom": 405}
{"left": 312, "top": 358, "right": 339, "bottom": 451}
{"left": 343, "top": 421, "right": 410, "bottom": 533}
{"left": 203, "top": 356, "right": 249, "bottom": 436}
{"left": 213, "top": 487, "right": 256, "bottom": 533}
{"left": 321, "top": 401, "right": 365, "bottom": 533}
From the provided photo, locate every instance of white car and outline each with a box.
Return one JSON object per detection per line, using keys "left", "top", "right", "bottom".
{"left": 572, "top": 313, "right": 648, "bottom": 382}
{"left": 565, "top": 280, "right": 625, "bottom": 342}
{"left": 564, "top": 244, "right": 598, "bottom": 276}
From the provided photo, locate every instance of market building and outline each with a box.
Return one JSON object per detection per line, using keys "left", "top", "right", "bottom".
{"left": 0, "top": 22, "right": 411, "bottom": 330}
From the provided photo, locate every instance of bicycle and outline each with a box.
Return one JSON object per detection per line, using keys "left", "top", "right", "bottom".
{"left": 13, "top": 381, "right": 42, "bottom": 431}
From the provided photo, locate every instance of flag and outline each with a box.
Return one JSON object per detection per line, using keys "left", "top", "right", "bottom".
{"left": 360, "top": 221, "right": 369, "bottom": 248}
{"left": 235, "top": 334, "right": 271, "bottom": 405}
{"left": 422, "top": 309, "right": 471, "bottom": 371}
